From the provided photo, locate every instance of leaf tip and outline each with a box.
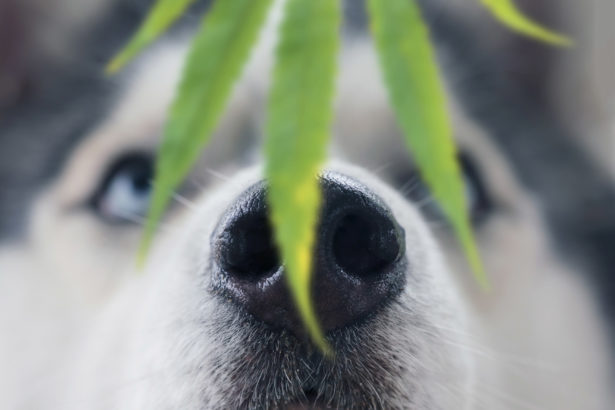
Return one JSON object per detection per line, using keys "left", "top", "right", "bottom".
{"left": 537, "top": 30, "right": 574, "bottom": 48}
{"left": 465, "top": 235, "right": 490, "bottom": 291}
{"left": 473, "top": 259, "right": 490, "bottom": 292}
{"left": 105, "top": 59, "right": 122, "bottom": 75}
{"left": 135, "top": 184, "right": 169, "bottom": 271}
{"left": 105, "top": 51, "right": 131, "bottom": 75}
{"left": 304, "top": 313, "right": 334, "bottom": 357}
{"left": 136, "top": 230, "right": 153, "bottom": 270}
{"left": 552, "top": 35, "right": 574, "bottom": 48}
{"left": 316, "top": 338, "right": 334, "bottom": 358}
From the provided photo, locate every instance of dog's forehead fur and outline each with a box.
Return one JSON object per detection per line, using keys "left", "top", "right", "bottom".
{"left": 1, "top": 1, "right": 614, "bottom": 409}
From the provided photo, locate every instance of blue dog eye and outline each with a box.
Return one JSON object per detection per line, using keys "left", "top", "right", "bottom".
{"left": 92, "top": 153, "right": 153, "bottom": 223}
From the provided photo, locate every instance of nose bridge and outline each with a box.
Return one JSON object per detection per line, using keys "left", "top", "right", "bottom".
{"left": 212, "top": 172, "right": 407, "bottom": 338}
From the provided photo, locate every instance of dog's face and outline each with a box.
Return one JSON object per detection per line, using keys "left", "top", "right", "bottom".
{"left": 1, "top": 2, "right": 612, "bottom": 409}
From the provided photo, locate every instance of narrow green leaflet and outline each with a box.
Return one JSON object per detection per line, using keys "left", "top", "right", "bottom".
{"left": 106, "top": 0, "right": 196, "bottom": 73}
{"left": 139, "top": 0, "right": 273, "bottom": 260}
{"left": 368, "top": 0, "right": 488, "bottom": 288}
{"left": 480, "top": 0, "right": 572, "bottom": 46}
{"left": 265, "top": 0, "right": 340, "bottom": 354}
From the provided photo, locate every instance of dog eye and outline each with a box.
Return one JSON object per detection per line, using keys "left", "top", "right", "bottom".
{"left": 395, "top": 153, "right": 493, "bottom": 225}
{"left": 459, "top": 153, "right": 493, "bottom": 223}
{"left": 91, "top": 153, "right": 153, "bottom": 223}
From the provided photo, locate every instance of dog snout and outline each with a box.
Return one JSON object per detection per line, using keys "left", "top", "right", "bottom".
{"left": 213, "top": 172, "right": 407, "bottom": 337}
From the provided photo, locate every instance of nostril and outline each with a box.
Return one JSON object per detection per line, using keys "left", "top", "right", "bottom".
{"left": 220, "top": 214, "right": 280, "bottom": 280}
{"left": 332, "top": 211, "right": 403, "bottom": 277}
{"left": 213, "top": 174, "right": 407, "bottom": 336}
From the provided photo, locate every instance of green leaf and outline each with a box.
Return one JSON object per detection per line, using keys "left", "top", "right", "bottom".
{"left": 368, "top": 0, "right": 488, "bottom": 289}
{"left": 139, "top": 0, "right": 273, "bottom": 261}
{"left": 265, "top": 0, "right": 340, "bottom": 355}
{"left": 480, "top": 0, "right": 572, "bottom": 47}
{"left": 106, "top": 0, "right": 197, "bottom": 73}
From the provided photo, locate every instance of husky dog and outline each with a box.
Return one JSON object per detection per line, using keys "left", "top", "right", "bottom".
{"left": 1, "top": 0, "right": 613, "bottom": 408}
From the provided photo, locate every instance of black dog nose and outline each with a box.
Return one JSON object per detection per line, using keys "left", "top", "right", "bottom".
{"left": 212, "top": 172, "right": 406, "bottom": 336}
